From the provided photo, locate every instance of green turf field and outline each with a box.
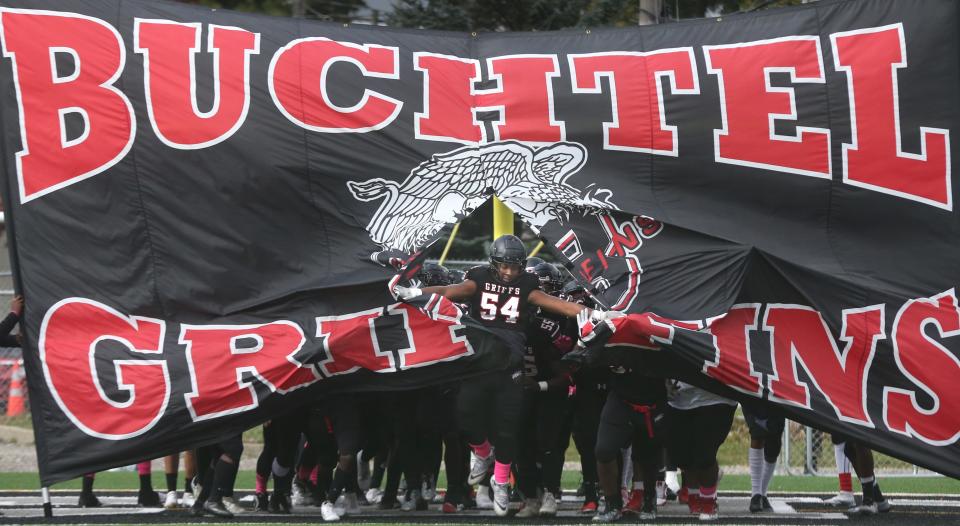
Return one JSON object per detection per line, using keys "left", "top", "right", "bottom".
{"left": 2, "top": 413, "right": 957, "bottom": 495}
{"left": 6, "top": 470, "right": 958, "bottom": 494}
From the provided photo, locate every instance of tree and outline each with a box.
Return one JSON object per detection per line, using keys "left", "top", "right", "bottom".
{"left": 388, "top": 0, "right": 816, "bottom": 31}
{"left": 186, "top": 0, "right": 367, "bottom": 21}
{"left": 389, "top": 0, "right": 590, "bottom": 32}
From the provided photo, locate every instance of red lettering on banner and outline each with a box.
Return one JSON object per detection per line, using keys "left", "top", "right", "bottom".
{"left": 39, "top": 299, "right": 169, "bottom": 439}
{"left": 579, "top": 258, "right": 596, "bottom": 282}
{"left": 134, "top": 20, "right": 259, "bottom": 149}
{"left": 568, "top": 49, "right": 699, "bottom": 155}
{"left": 765, "top": 304, "right": 883, "bottom": 426}
{"left": 831, "top": 24, "right": 951, "bottom": 210}
{"left": 269, "top": 38, "right": 401, "bottom": 132}
{"left": 389, "top": 296, "right": 473, "bottom": 368}
{"left": 885, "top": 290, "right": 960, "bottom": 445}
{"left": 0, "top": 9, "right": 135, "bottom": 202}
{"left": 181, "top": 321, "right": 316, "bottom": 421}
{"left": 414, "top": 53, "right": 482, "bottom": 144}
{"left": 606, "top": 313, "right": 675, "bottom": 350}
{"left": 315, "top": 308, "right": 393, "bottom": 376}
{"left": 704, "top": 37, "right": 831, "bottom": 178}
{"left": 601, "top": 214, "right": 641, "bottom": 258}
{"left": 704, "top": 304, "right": 763, "bottom": 395}
{"left": 475, "top": 55, "right": 564, "bottom": 144}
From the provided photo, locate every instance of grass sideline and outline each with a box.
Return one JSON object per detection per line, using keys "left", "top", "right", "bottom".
{"left": 7, "top": 471, "right": 958, "bottom": 494}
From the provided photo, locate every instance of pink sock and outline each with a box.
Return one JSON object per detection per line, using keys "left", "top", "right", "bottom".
{"left": 298, "top": 465, "right": 312, "bottom": 481}
{"left": 700, "top": 484, "right": 717, "bottom": 500}
{"left": 256, "top": 473, "right": 267, "bottom": 494}
{"left": 470, "top": 440, "right": 492, "bottom": 459}
{"left": 137, "top": 461, "right": 151, "bottom": 476}
{"left": 310, "top": 465, "right": 319, "bottom": 485}
{"left": 493, "top": 461, "right": 511, "bottom": 484}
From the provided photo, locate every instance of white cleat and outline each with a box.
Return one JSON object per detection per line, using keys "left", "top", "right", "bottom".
{"left": 655, "top": 481, "right": 667, "bottom": 506}
{"left": 222, "top": 496, "right": 245, "bottom": 515}
{"left": 847, "top": 501, "right": 878, "bottom": 515}
{"left": 191, "top": 477, "right": 203, "bottom": 502}
{"left": 181, "top": 492, "right": 195, "bottom": 508}
{"left": 515, "top": 498, "right": 540, "bottom": 518}
{"left": 490, "top": 475, "right": 510, "bottom": 517}
{"left": 476, "top": 486, "right": 494, "bottom": 509}
{"left": 320, "top": 500, "right": 341, "bottom": 522}
{"left": 664, "top": 470, "right": 680, "bottom": 494}
{"left": 342, "top": 492, "right": 361, "bottom": 516}
{"left": 540, "top": 491, "right": 558, "bottom": 516}
{"left": 823, "top": 491, "right": 856, "bottom": 507}
{"left": 163, "top": 491, "right": 179, "bottom": 509}
{"left": 365, "top": 487, "right": 383, "bottom": 504}
{"left": 468, "top": 450, "right": 495, "bottom": 485}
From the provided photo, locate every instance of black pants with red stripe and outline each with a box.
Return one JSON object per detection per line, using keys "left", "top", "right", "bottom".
{"left": 595, "top": 393, "right": 664, "bottom": 469}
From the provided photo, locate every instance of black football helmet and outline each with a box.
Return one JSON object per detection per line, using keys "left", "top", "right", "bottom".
{"left": 524, "top": 256, "right": 545, "bottom": 273}
{"left": 448, "top": 269, "right": 466, "bottom": 283}
{"left": 490, "top": 235, "right": 527, "bottom": 267}
{"left": 561, "top": 279, "right": 592, "bottom": 305}
{"left": 534, "top": 263, "right": 564, "bottom": 294}
{"left": 419, "top": 262, "right": 450, "bottom": 286}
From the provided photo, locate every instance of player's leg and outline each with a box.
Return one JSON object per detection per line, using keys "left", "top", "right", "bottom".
{"left": 686, "top": 403, "right": 736, "bottom": 521}
{"left": 823, "top": 432, "right": 856, "bottom": 506}
{"left": 136, "top": 460, "right": 161, "bottom": 507}
{"left": 488, "top": 371, "right": 524, "bottom": 517}
{"left": 760, "top": 414, "right": 785, "bottom": 511}
{"left": 204, "top": 435, "right": 244, "bottom": 518}
{"left": 593, "top": 393, "right": 632, "bottom": 522}
{"left": 163, "top": 453, "right": 180, "bottom": 509}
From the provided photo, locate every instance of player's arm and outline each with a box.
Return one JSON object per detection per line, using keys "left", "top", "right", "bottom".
{"left": 393, "top": 278, "right": 477, "bottom": 302}
{"left": 528, "top": 289, "right": 625, "bottom": 322}
{"left": 528, "top": 289, "right": 588, "bottom": 318}
{"left": 422, "top": 279, "right": 477, "bottom": 302}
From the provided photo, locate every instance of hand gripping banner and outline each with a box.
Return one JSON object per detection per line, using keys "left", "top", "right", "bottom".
{"left": 0, "top": 0, "right": 956, "bottom": 484}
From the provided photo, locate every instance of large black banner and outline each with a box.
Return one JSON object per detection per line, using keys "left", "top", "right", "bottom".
{"left": 0, "top": 0, "right": 956, "bottom": 484}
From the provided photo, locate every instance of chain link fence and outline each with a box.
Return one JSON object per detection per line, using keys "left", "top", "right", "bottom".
{"left": 722, "top": 408, "right": 935, "bottom": 477}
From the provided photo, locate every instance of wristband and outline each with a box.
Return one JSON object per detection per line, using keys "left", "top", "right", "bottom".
{"left": 538, "top": 381, "right": 548, "bottom": 392}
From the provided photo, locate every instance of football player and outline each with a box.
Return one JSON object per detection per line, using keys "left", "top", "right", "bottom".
{"left": 515, "top": 263, "right": 576, "bottom": 518}
{"left": 591, "top": 349, "right": 666, "bottom": 522}
{"left": 392, "top": 235, "right": 620, "bottom": 517}
{"left": 666, "top": 382, "right": 737, "bottom": 521}
{"left": 742, "top": 403, "right": 785, "bottom": 513}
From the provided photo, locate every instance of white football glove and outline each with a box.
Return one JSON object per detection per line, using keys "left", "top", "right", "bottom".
{"left": 393, "top": 285, "right": 422, "bottom": 301}
{"left": 589, "top": 308, "right": 626, "bottom": 323}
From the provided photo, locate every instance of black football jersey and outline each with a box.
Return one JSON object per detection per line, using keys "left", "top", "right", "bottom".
{"left": 466, "top": 265, "right": 539, "bottom": 331}
{"left": 602, "top": 348, "right": 667, "bottom": 405}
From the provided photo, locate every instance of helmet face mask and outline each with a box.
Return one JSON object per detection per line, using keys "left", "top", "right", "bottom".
{"left": 490, "top": 235, "right": 527, "bottom": 282}
{"left": 418, "top": 262, "right": 450, "bottom": 286}
{"left": 533, "top": 262, "right": 564, "bottom": 295}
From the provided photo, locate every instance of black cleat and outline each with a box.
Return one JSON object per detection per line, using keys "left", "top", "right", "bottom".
{"left": 592, "top": 506, "right": 623, "bottom": 522}
{"left": 255, "top": 492, "right": 270, "bottom": 512}
{"left": 203, "top": 499, "right": 234, "bottom": 518}
{"left": 269, "top": 491, "right": 292, "bottom": 514}
{"left": 78, "top": 492, "right": 102, "bottom": 508}
{"left": 761, "top": 495, "right": 773, "bottom": 511}
{"left": 749, "top": 494, "right": 763, "bottom": 513}
{"left": 639, "top": 497, "right": 656, "bottom": 520}
{"left": 378, "top": 494, "right": 400, "bottom": 510}
{"left": 137, "top": 490, "right": 162, "bottom": 508}
{"left": 665, "top": 486, "right": 677, "bottom": 501}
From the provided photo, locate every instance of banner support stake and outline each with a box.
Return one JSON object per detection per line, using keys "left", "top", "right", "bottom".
{"left": 41, "top": 486, "right": 52, "bottom": 517}
{"left": 438, "top": 223, "right": 460, "bottom": 266}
